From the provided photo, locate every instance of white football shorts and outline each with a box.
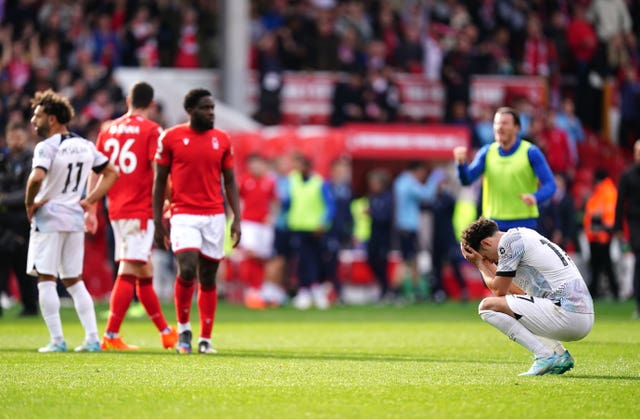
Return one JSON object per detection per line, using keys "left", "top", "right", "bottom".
{"left": 26, "top": 229, "right": 84, "bottom": 278}
{"left": 170, "top": 213, "right": 226, "bottom": 260}
{"left": 111, "top": 219, "right": 154, "bottom": 263}
{"left": 506, "top": 294, "right": 594, "bottom": 341}
{"left": 239, "top": 220, "right": 274, "bottom": 259}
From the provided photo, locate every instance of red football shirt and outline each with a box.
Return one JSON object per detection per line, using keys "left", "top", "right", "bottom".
{"left": 155, "top": 124, "right": 234, "bottom": 215}
{"left": 96, "top": 114, "right": 161, "bottom": 220}
{"left": 239, "top": 172, "right": 276, "bottom": 222}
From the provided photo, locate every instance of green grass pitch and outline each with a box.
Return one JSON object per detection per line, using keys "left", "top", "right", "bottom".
{"left": 0, "top": 300, "right": 638, "bottom": 418}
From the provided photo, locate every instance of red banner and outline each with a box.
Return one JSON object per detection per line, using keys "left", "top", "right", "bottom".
{"left": 343, "top": 124, "right": 469, "bottom": 159}
{"left": 469, "top": 75, "right": 548, "bottom": 118}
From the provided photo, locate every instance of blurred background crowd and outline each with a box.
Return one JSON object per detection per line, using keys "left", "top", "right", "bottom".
{"left": 1, "top": 0, "right": 639, "bottom": 312}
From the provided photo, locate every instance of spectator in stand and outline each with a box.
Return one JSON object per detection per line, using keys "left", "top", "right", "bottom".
{"left": 453, "top": 107, "right": 556, "bottom": 231}
{"left": 474, "top": 105, "right": 495, "bottom": 148}
{"left": 614, "top": 140, "right": 640, "bottom": 318}
{"left": 286, "top": 154, "right": 335, "bottom": 310}
{"left": 566, "top": 4, "right": 598, "bottom": 80}
{"left": 583, "top": 169, "right": 619, "bottom": 300}
{"left": 447, "top": 100, "right": 476, "bottom": 142}
{"left": 441, "top": 34, "right": 475, "bottom": 121}
{"left": 393, "top": 162, "right": 445, "bottom": 301}
{"left": 482, "top": 26, "right": 515, "bottom": 76}
{"left": 335, "top": 0, "right": 373, "bottom": 47}
{"left": 618, "top": 64, "right": 640, "bottom": 151}
{"left": 395, "top": 23, "right": 424, "bottom": 74}
{"left": 121, "top": 4, "right": 158, "bottom": 67}
{"left": 330, "top": 70, "right": 365, "bottom": 126}
{"left": 521, "top": 15, "right": 557, "bottom": 78}
{"left": 364, "top": 67, "right": 400, "bottom": 123}
{"left": 554, "top": 96, "right": 585, "bottom": 166}
{"left": 312, "top": 11, "right": 340, "bottom": 71}
{"left": 538, "top": 173, "right": 578, "bottom": 252}
{"left": 173, "top": 6, "right": 200, "bottom": 69}
{"left": 513, "top": 96, "right": 533, "bottom": 139}
{"left": 371, "top": 2, "right": 401, "bottom": 67}
{"left": 422, "top": 25, "right": 444, "bottom": 81}
{"left": 537, "top": 110, "right": 574, "bottom": 178}
{"left": 336, "top": 25, "right": 367, "bottom": 72}
{"left": 194, "top": 0, "right": 219, "bottom": 68}
{"left": 364, "top": 169, "right": 393, "bottom": 302}
{"left": 277, "top": 7, "right": 314, "bottom": 71}
{"left": 92, "top": 12, "right": 121, "bottom": 68}
{"left": 237, "top": 153, "right": 277, "bottom": 309}
{"left": 586, "top": 0, "right": 635, "bottom": 77}
{"left": 254, "top": 31, "right": 284, "bottom": 126}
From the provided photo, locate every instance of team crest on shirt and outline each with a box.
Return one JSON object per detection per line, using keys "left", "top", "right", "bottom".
{"left": 212, "top": 137, "right": 219, "bottom": 149}
{"left": 182, "top": 138, "right": 190, "bottom": 145}
{"left": 499, "top": 247, "right": 505, "bottom": 255}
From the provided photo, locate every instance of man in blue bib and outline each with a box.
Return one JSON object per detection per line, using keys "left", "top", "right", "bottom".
{"left": 453, "top": 107, "right": 556, "bottom": 230}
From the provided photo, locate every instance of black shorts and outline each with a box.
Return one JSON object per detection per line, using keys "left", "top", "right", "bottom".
{"left": 274, "top": 228, "right": 292, "bottom": 258}
{"left": 398, "top": 230, "right": 418, "bottom": 261}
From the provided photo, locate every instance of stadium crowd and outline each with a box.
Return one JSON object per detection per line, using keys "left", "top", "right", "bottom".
{"left": 1, "top": 0, "right": 640, "bottom": 314}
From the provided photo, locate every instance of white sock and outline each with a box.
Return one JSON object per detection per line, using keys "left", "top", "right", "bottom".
{"left": 38, "top": 281, "right": 64, "bottom": 344}
{"left": 66, "top": 281, "right": 99, "bottom": 344}
{"left": 536, "top": 336, "right": 566, "bottom": 354}
{"left": 178, "top": 322, "right": 191, "bottom": 334}
{"left": 479, "top": 310, "right": 553, "bottom": 358}
{"left": 261, "top": 282, "right": 286, "bottom": 305}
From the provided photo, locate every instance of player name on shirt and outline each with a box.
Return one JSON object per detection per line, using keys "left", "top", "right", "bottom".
{"left": 108, "top": 123, "right": 141, "bottom": 135}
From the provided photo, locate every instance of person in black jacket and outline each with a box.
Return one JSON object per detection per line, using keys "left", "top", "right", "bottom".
{"left": 365, "top": 169, "right": 393, "bottom": 301}
{"left": 0, "top": 121, "right": 38, "bottom": 316}
{"left": 614, "top": 139, "right": 640, "bottom": 319}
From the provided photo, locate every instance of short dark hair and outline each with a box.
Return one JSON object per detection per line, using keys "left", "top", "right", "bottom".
{"left": 461, "top": 218, "right": 499, "bottom": 251}
{"left": 407, "top": 160, "right": 426, "bottom": 171}
{"left": 183, "top": 88, "right": 212, "bottom": 112}
{"left": 31, "top": 89, "right": 75, "bottom": 124}
{"left": 6, "top": 120, "right": 27, "bottom": 134}
{"left": 129, "top": 82, "right": 154, "bottom": 109}
{"left": 495, "top": 107, "right": 521, "bottom": 127}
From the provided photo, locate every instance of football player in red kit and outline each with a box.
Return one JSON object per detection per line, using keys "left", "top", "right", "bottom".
{"left": 153, "top": 88, "right": 241, "bottom": 354}
{"left": 92, "top": 81, "right": 178, "bottom": 350}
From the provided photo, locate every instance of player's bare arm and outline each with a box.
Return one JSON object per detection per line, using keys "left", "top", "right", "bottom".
{"left": 83, "top": 171, "right": 100, "bottom": 234}
{"left": 460, "top": 241, "right": 514, "bottom": 296}
{"left": 222, "top": 167, "right": 242, "bottom": 248}
{"left": 152, "top": 162, "right": 171, "bottom": 249}
{"left": 80, "top": 162, "right": 119, "bottom": 211}
{"left": 25, "top": 167, "right": 48, "bottom": 221}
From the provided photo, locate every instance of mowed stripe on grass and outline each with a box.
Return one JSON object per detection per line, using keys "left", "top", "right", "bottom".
{"left": 0, "top": 301, "right": 638, "bottom": 418}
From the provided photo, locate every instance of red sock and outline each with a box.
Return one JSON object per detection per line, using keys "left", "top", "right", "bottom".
{"left": 248, "top": 258, "right": 265, "bottom": 289}
{"left": 105, "top": 274, "right": 136, "bottom": 334}
{"left": 136, "top": 277, "right": 169, "bottom": 332}
{"left": 198, "top": 282, "right": 217, "bottom": 339}
{"left": 175, "top": 276, "right": 195, "bottom": 324}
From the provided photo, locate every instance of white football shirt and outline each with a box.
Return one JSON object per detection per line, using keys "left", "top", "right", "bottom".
{"left": 496, "top": 227, "right": 594, "bottom": 314}
{"left": 32, "top": 132, "right": 109, "bottom": 232}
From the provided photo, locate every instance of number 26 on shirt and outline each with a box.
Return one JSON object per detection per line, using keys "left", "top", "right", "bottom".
{"left": 104, "top": 138, "right": 137, "bottom": 174}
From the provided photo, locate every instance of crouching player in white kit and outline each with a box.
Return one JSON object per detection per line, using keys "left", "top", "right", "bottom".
{"left": 26, "top": 90, "right": 119, "bottom": 352}
{"left": 460, "top": 218, "right": 594, "bottom": 376}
